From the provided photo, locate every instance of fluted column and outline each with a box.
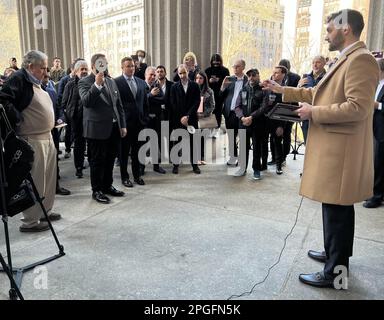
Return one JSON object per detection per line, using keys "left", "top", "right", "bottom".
{"left": 145, "top": 0, "right": 224, "bottom": 72}
{"left": 367, "top": 0, "right": 384, "bottom": 51}
{"left": 16, "top": 0, "right": 84, "bottom": 67}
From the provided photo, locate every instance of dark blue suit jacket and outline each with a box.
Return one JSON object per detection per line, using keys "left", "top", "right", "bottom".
{"left": 114, "top": 75, "right": 149, "bottom": 129}
{"left": 373, "top": 84, "right": 384, "bottom": 142}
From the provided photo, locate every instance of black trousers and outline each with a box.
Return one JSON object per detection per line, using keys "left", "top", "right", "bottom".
{"left": 224, "top": 111, "right": 239, "bottom": 158}
{"left": 120, "top": 126, "right": 141, "bottom": 181}
{"left": 322, "top": 203, "right": 355, "bottom": 277}
{"left": 70, "top": 116, "right": 86, "bottom": 170}
{"left": 51, "top": 128, "right": 61, "bottom": 188}
{"left": 148, "top": 115, "right": 162, "bottom": 165}
{"left": 283, "top": 122, "right": 293, "bottom": 159}
{"left": 269, "top": 123, "right": 284, "bottom": 167}
{"left": 87, "top": 124, "right": 121, "bottom": 192}
{"left": 170, "top": 128, "right": 199, "bottom": 168}
{"left": 373, "top": 138, "right": 384, "bottom": 201}
{"left": 242, "top": 127, "right": 268, "bottom": 171}
{"left": 213, "top": 94, "right": 224, "bottom": 128}
{"left": 301, "top": 120, "right": 309, "bottom": 145}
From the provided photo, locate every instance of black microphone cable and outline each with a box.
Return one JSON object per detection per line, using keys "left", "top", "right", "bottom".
{"left": 227, "top": 196, "right": 304, "bottom": 300}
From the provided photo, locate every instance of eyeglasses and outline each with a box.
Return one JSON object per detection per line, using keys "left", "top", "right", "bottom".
{"left": 232, "top": 65, "right": 242, "bottom": 69}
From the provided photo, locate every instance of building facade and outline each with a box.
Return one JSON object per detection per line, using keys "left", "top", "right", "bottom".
{"left": 82, "top": 0, "right": 144, "bottom": 76}
{"left": 222, "top": 0, "right": 285, "bottom": 78}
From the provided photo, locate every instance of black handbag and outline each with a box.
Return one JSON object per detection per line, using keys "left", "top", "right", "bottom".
{"left": 7, "top": 180, "right": 37, "bottom": 217}
{"left": 0, "top": 105, "right": 35, "bottom": 216}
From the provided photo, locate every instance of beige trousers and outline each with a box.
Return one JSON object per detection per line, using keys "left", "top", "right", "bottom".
{"left": 21, "top": 136, "right": 57, "bottom": 227}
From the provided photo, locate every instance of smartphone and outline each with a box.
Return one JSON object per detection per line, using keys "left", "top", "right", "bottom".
{"left": 228, "top": 76, "right": 236, "bottom": 83}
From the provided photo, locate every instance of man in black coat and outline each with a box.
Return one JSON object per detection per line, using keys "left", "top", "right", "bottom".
{"left": 115, "top": 56, "right": 149, "bottom": 188}
{"left": 61, "top": 60, "right": 89, "bottom": 179}
{"left": 205, "top": 54, "right": 230, "bottom": 133}
{"left": 364, "top": 58, "right": 384, "bottom": 208}
{"left": 78, "top": 54, "right": 127, "bottom": 204}
{"left": 169, "top": 64, "right": 201, "bottom": 174}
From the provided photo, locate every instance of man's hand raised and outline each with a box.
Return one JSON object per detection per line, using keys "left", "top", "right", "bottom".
{"left": 261, "top": 79, "right": 284, "bottom": 94}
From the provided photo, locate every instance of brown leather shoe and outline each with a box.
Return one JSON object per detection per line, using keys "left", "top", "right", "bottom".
{"left": 19, "top": 222, "right": 50, "bottom": 233}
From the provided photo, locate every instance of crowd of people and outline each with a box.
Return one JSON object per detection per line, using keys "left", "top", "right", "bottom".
{"left": 0, "top": 45, "right": 382, "bottom": 232}
{"left": 0, "top": 8, "right": 383, "bottom": 291}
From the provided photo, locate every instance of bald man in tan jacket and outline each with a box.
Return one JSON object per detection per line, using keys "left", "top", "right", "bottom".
{"left": 263, "top": 9, "right": 380, "bottom": 289}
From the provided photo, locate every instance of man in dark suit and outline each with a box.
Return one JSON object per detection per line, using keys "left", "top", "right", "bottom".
{"left": 220, "top": 59, "right": 248, "bottom": 166}
{"left": 144, "top": 66, "right": 166, "bottom": 174}
{"left": 364, "top": 58, "right": 384, "bottom": 208}
{"left": 169, "top": 64, "right": 201, "bottom": 174}
{"left": 156, "top": 65, "right": 174, "bottom": 123}
{"left": 115, "top": 56, "right": 149, "bottom": 188}
{"left": 78, "top": 54, "right": 127, "bottom": 204}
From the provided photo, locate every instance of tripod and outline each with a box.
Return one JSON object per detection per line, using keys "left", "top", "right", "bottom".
{"left": 0, "top": 105, "right": 65, "bottom": 300}
{"left": 290, "top": 122, "right": 304, "bottom": 160}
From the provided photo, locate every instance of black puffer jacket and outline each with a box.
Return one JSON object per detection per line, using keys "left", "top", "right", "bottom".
{"left": 0, "top": 69, "right": 34, "bottom": 129}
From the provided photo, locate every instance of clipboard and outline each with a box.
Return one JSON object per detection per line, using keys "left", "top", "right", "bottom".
{"left": 267, "top": 103, "right": 301, "bottom": 122}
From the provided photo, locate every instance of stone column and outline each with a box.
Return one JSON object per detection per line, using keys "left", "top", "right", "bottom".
{"left": 16, "top": 0, "right": 84, "bottom": 68}
{"left": 144, "top": 0, "right": 224, "bottom": 74}
{"left": 367, "top": 0, "right": 384, "bottom": 51}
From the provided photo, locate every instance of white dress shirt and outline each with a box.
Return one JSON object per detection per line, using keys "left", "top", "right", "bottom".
{"left": 230, "top": 77, "right": 244, "bottom": 111}
{"left": 376, "top": 79, "right": 384, "bottom": 111}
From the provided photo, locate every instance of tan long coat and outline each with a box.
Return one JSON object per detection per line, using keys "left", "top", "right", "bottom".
{"left": 283, "top": 41, "right": 380, "bottom": 205}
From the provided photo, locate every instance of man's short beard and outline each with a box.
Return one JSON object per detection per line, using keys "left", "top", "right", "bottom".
{"left": 329, "top": 30, "right": 344, "bottom": 52}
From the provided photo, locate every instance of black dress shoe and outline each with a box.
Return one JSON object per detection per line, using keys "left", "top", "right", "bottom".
{"left": 268, "top": 160, "right": 276, "bottom": 166}
{"left": 363, "top": 199, "right": 382, "bottom": 209}
{"left": 134, "top": 178, "right": 145, "bottom": 186}
{"left": 56, "top": 186, "right": 71, "bottom": 196}
{"left": 192, "top": 166, "right": 201, "bottom": 174}
{"left": 154, "top": 165, "right": 166, "bottom": 174}
{"left": 92, "top": 191, "right": 111, "bottom": 204}
{"left": 299, "top": 272, "right": 335, "bottom": 288}
{"left": 104, "top": 186, "right": 125, "bottom": 197}
{"left": 308, "top": 250, "right": 327, "bottom": 263}
{"left": 76, "top": 168, "right": 83, "bottom": 178}
{"left": 172, "top": 166, "right": 179, "bottom": 174}
{"left": 122, "top": 179, "right": 133, "bottom": 188}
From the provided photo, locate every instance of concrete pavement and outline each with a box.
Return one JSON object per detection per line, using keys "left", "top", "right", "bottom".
{"left": 1, "top": 133, "right": 383, "bottom": 300}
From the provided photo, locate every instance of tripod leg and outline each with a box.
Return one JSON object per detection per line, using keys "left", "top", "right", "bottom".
{"left": 0, "top": 253, "right": 24, "bottom": 300}
{"left": 27, "top": 174, "right": 65, "bottom": 254}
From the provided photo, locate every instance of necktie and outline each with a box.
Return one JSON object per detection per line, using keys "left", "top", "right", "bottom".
{"left": 127, "top": 77, "right": 137, "bottom": 98}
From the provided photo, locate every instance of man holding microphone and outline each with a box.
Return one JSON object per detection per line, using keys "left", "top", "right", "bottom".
{"left": 262, "top": 9, "right": 379, "bottom": 288}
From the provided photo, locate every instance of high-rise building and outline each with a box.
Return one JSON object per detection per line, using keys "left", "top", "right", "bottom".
{"left": 223, "top": 0, "right": 285, "bottom": 77}
{"left": 82, "top": 0, "right": 145, "bottom": 77}
{"left": 294, "top": 0, "right": 312, "bottom": 73}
